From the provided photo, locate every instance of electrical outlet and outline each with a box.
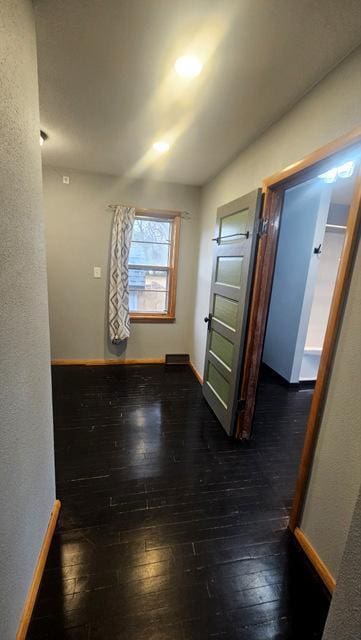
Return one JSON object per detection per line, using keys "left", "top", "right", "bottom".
{"left": 63, "top": 176, "right": 70, "bottom": 184}
{"left": 93, "top": 267, "right": 102, "bottom": 278}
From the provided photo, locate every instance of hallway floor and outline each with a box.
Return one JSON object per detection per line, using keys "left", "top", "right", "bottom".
{"left": 28, "top": 364, "right": 330, "bottom": 639}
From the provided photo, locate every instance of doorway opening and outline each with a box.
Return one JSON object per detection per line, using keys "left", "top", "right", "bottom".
{"left": 262, "top": 159, "right": 356, "bottom": 388}
{"left": 229, "top": 133, "right": 361, "bottom": 550}
{"left": 201, "top": 129, "right": 361, "bottom": 591}
{"left": 246, "top": 153, "right": 359, "bottom": 541}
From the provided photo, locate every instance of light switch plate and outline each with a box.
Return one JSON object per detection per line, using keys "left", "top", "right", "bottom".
{"left": 63, "top": 176, "right": 70, "bottom": 184}
{"left": 93, "top": 267, "right": 102, "bottom": 278}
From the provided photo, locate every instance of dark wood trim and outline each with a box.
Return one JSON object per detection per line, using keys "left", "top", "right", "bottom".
{"left": 235, "top": 189, "right": 284, "bottom": 439}
{"left": 16, "top": 500, "right": 61, "bottom": 640}
{"left": 294, "top": 527, "right": 336, "bottom": 593}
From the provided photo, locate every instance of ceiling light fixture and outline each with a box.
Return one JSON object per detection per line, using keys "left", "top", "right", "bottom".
{"left": 174, "top": 55, "right": 203, "bottom": 79}
{"left": 319, "top": 160, "right": 355, "bottom": 183}
{"left": 40, "top": 130, "right": 48, "bottom": 147}
{"left": 153, "top": 141, "right": 170, "bottom": 153}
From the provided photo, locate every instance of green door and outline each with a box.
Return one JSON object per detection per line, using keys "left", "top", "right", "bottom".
{"left": 202, "top": 190, "right": 262, "bottom": 436}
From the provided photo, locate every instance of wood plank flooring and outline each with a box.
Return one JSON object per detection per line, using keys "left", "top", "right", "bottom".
{"left": 27, "top": 364, "right": 330, "bottom": 639}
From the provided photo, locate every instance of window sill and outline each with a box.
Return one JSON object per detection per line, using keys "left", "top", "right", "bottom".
{"left": 130, "top": 314, "right": 176, "bottom": 323}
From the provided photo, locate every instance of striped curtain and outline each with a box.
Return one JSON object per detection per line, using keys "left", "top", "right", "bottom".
{"left": 108, "top": 205, "right": 136, "bottom": 343}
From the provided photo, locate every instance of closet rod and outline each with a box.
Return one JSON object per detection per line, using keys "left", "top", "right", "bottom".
{"left": 325, "top": 223, "right": 347, "bottom": 230}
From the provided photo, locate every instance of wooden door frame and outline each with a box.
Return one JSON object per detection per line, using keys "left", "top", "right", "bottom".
{"left": 234, "top": 126, "right": 361, "bottom": 534}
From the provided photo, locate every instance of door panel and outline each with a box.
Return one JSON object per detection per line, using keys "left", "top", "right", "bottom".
{"left": 209, "top": 330, "right": 234, "bottom": 370}
{"left": 220, "top": 209, "right": 250, "bottom": 242}
{"left": 202, "top": 190, "right": 262, "bottom": 436}
{"left": 213, "top": 294, "right": 238, "bottom": 330}
{"left": 207, "top": 362, "right": 230, "bottom": 408}
{"left": 215, "top": 256, "right": 243, "bottom": 288}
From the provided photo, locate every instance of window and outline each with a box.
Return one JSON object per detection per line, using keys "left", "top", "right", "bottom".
{"left": 129, "top": 212, "right": 180, "bottom": 322}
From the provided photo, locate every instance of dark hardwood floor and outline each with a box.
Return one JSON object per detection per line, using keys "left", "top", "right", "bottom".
{"left": 28, "top": 364, "right": 330, "bottom": 639}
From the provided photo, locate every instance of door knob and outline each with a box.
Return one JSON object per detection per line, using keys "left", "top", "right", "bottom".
{"left": 204, "top": 314, "right": 212, "bottom": 331}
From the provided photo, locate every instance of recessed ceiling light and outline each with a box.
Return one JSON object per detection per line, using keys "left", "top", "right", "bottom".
{"left": 40, "top": 130, "right": 48, "bottom": 147}
{"left": 174, "top": 55, "right": 203, "bottom": 79}
{"left": 153, "top": 141, "right": 170, "bottom": 153}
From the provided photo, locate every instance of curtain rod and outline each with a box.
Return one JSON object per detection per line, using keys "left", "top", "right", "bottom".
{"left": 107, "top": 205, "right": 191, "bottom": 218}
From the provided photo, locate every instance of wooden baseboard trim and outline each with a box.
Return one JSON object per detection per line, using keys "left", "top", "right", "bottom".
{"left": 16, "top": 499, "right": 61, "bottom": 640}
{"left": 189, "top": 361, "right": 203, "bottom": 384}
{"left": 294, "top": 526, "right": 336, "bottom": 594}
{"left": 51, "top": 358, "right": 165, "bottom": 366}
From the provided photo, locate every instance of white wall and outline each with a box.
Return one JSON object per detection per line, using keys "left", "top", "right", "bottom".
{"left": 190, "top": 45, "right": 361, "bottom": 580}
{"left": 43, "top": 166, "right": 200, "bottom": 359}
{"left": 306, "top": 230, "right": 347, "bottom": 349}
{"left": 0, "top": 1, "right": 56, "bottom": 637}
{"left": 262, "top": 180, "right": 331, "bottom": 383}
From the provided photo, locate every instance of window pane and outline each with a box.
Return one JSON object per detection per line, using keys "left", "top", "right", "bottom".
{"left": 129, "top": 216, "right": 175, "bottom": 316}
{"left": 129, "top": 269, "right": 168, "bottom": 291}
{"left": 129, "top": 290, "right": 168, "bottom": 313}
{"left": 129, "top": 241, "right": 170, "bottom": 266}
{"left": 132, "top": 218, "right": 171, "bottom": 243}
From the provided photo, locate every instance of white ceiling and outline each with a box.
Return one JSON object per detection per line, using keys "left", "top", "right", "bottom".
{"left": 34, "top": 0, "right": 361, "bottom": 186}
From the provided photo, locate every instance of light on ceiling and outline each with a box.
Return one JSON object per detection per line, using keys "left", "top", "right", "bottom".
{"left": 153, "top": 141, "right": 170, "bottom": 153}
{"left": 319, "top": 160, "right": 355, "bottom": 184}
{"left": 174, "top": 55, "right": 203, "bottom": 79}
{"left": 319, "top": 167, "right": 337, "bottom": 183}
{"left": 337, "top": 161, "right": 355, "bottom": 179}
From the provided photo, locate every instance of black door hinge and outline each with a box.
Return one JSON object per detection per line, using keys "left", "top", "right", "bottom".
{"left": 258, "top": 218, "right": 269, "bottom": 237}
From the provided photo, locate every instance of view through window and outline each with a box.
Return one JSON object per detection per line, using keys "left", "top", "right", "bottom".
{"left": 128, "top": 214, "right": 179, "bottom": 319}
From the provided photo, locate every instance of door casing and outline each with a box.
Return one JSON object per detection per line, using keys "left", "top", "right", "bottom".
{"left": 234, "top": 125, "right": 361, "bottom": 537}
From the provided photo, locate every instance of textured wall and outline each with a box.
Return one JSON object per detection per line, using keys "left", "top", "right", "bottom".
{"left": 42, "top": 167, "right": 200, "bottom": 359}
{"left": 322, "top": 483, "right": 361, "bottom": 640}
{"left": 190, "top": 45, "right": 361, "bottom": 578}
{"left": 301, "top": 240, "right": 361, "bottom": 579}
{"left": 0, "top": 1, "right": 55, "bottom": 638}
